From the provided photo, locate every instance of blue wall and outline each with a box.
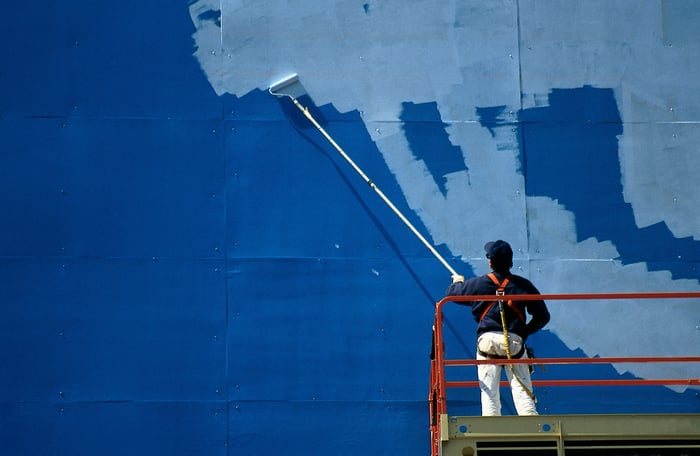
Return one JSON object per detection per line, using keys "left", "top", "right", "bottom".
{"left": 1, "top": 1, "right": 699, "bottom": 455}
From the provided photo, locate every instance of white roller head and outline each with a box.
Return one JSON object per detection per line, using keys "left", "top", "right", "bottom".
{"left": 269, "top": 74, "right": 305, "bottom": 98}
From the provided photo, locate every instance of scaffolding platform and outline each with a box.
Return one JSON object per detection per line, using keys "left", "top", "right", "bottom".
{"left": 439, "top": 413, "right": 700, "bottom": 455}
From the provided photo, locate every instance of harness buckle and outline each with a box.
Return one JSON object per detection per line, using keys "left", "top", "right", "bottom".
{"left": 496, "top": 289, "right": 505, "bottom": 296}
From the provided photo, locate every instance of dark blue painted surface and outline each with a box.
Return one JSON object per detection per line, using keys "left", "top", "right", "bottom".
{"left": 0, "top": 257, "right": 226, "bottom": 401}
{"left": 0, "top": 0, "right": 220, "bottom": 119}
{"left": 2, "top": 401, "right": 226, "bottom": 455}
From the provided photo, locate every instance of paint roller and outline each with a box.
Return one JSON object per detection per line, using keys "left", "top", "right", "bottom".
{"left": 269, "top": 74, "right": 458, "bottom": 277}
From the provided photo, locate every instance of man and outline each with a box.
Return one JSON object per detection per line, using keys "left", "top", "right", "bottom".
{"left": 446, "top": 240, "right": 550, "bottom": 416}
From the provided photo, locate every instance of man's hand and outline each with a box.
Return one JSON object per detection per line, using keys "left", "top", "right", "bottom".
{"left": 451, "top": 274, "right": 464, "bottom": 283}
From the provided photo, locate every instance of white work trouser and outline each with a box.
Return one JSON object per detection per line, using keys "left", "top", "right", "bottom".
{"left": 477, "top": 331, "right": 537, "bottom": 416}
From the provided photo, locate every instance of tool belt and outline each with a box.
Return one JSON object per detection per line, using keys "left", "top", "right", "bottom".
{"left": 478, "top": 345, "right": 526, "bottom": 360}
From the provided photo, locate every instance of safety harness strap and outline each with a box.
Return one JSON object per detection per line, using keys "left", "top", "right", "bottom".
{"left": 487, "top": 272, "right": 510, "bottom": 290}
{"left": 486, "top": 273, "right": 526, "bottom": 322}
{"left": 479, "top": 274, "right": 509, "bottom": 321}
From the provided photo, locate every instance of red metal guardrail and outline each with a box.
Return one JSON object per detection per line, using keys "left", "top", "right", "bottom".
{"left": 429, "top": 291, "right": 700, "bottom": 456}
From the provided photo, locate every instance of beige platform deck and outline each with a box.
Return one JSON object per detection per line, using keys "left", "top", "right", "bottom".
{"left": 439, "top": 413, "right": 700, "bottom": 455}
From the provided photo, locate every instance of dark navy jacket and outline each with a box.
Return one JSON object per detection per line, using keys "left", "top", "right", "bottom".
{"left": 445, "top": 271, "right": 550, "bottom": 340}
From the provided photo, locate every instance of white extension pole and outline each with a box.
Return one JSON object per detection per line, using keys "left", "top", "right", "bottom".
{"left": 288, "top": 97, "right": 458, "bottom": 277}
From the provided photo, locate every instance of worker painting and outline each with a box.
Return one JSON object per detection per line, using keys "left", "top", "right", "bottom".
{"left": 446, "top": 240, "right": 550, "bottom": 416}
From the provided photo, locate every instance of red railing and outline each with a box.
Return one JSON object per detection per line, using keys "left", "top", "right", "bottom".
{"left": 429, "top": 291, "right": 700, "bottom": 456}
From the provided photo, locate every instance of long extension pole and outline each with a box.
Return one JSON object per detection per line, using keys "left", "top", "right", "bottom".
{"left": 270, "top": 78, "right": 457, "bottom": 276}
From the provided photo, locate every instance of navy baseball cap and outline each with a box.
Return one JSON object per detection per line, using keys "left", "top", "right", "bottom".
{"left": 484, "top": 240, "right": 513, "bottom": 263}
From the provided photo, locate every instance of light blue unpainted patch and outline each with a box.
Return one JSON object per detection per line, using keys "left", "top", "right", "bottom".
{"left": 661, "top": 0, "right": 700, "bottom": 45}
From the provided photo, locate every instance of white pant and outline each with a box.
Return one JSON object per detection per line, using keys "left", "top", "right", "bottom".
{"left": 476, "top": 331, "right": 538, "bottom": 416}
